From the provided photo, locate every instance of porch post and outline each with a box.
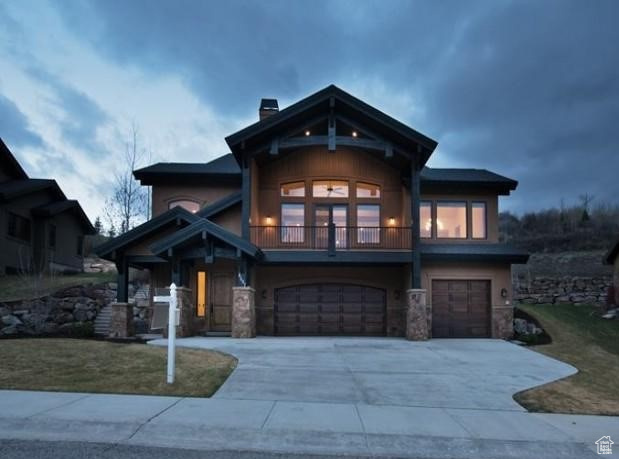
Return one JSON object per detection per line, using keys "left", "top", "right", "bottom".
{"left": 241, "top": 157, "right": 251, "bottom": 240}
{"left": 115, "top": 255, "right": 129, "bottom": 302}
{"left": 411, "top": 159, "right": 421, "bottom": 289}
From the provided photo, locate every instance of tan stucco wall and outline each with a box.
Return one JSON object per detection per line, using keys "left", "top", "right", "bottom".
{"left": 211, "top": 203, "right": 242, "bottom": 236}
{"left": 151, "top": 184, "right": 240, "bottom": 217}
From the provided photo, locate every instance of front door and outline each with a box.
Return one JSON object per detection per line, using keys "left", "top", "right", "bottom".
{"left": 314, "top": 204, "right": 348, "bottom": 249}
{"left": 210, "top": 272, "right": 235, "bottom": 331}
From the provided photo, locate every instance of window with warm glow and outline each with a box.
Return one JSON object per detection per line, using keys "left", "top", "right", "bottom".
{"left": 357, "top": 204, "right": 380, "bottom": 243}
{"left": 281, "top": 203, "right": 304, "bottom": 242}
{"left": 196, "top": 271, "right": 207, "bottom": 317}
{"left": 356, "top": 182, "right": 381, "bottom": 198}
{"left": 420, "top": 201, "right": 432, "bottom": 238}
{"left": 436, "top": 202, "right": 467, "bottom": 238}
{"left": 281, "top": 181, "right": 305, "bottom": 197}
{"left": 472, "top": 202, "right": 487, "bottom": 239}
{"left": 168, "top": 199, "right": 200, "bottom": 213}
{"left": 312, "top": 180, "right": 349, "bottom": 198}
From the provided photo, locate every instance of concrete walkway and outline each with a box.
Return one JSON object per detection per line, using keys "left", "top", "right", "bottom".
{"left": 0, "top": 338, "right": 617, "bottom": 458}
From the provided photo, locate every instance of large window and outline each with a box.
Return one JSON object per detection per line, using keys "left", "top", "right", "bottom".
{"left": 312, "top": 180, "right": 349, "bottom": 198}
{"left": 8, "top": 213, "right": 31, "bottom": 242}
{"left": 420, "top": 201, "right": 432, "bottom": 238}
{"left": 436, "top": 202, "right": 467, "bottom": 238}
{"left": 281, "top": 203, "right": 304, "bottom": 243}
{"left": 357, "top": 204, "right": 380, "bottom": 243}
{"left": 281, "top": 181, "right": 305, "bottom": 197}
{"left": 168, "top": 199, "right": 200, "bottom": 213}
{"left": 356, "top": 182, "right": 380, "bottom": 198}
{"left": 472, "top": 202, "right": 487, "bottom": 239}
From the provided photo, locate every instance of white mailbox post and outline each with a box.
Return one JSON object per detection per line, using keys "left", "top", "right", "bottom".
{"left": 153, "top": 283, "right": 179, "bottom": 384}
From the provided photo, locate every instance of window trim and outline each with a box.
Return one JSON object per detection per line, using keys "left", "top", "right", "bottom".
{"left": 435, "top": 200, "right": 468, "bottom": 239}
{"left": 471, "top": 201, "right": 488, "bottom": 240}
{"left": 420, "top": 200, "right": 433, "bottom": 239}
{"left": 311, "top": 179, "right": 350, "bottom": 199}
{"left": 280, "top": 202, "right": 306, "bottom": 244}
{"left": 356, "top": 203, "right": 381, "bottom": 244}
{"left": 167, "top": 197, "right": 202, "bottom": 213}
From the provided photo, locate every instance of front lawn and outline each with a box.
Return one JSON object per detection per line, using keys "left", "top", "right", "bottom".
{"left": 514, "top": 303, "right": 619, "bottom": 415}
{"left": 0, "top": 339, "right": 237, "bottom": 397}
{"left": 0, "top": 272, "right": 116, "bottom": 303}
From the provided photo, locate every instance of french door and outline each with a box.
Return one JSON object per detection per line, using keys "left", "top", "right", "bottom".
{"left": 314, "top": 204, "right": 348, "bottom": 249}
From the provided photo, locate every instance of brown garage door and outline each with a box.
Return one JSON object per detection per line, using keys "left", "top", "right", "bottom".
{"left": 432, "top": 280, "right": 491, "bottom": 338}
{"left": 274, "top": 284, "right": 386, "bottom": 336}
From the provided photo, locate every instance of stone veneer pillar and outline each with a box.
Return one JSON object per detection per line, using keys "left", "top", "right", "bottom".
{"left": 231, "top": 287, "right": 256, "bottom": 338}
{"left": 108, "top": 302, "right": 134, "bottom": 338}
{"left": 406, "top": 289, "right": 429, "bottom": 341}
{"left": 492, "top": 306, "right": 514, "bottom": 339}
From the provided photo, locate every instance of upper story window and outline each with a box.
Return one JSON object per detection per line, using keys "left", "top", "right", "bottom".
{"left": 312, "top": 180, "right": 349, "bottom": 198}
{"left": 436, "top": 201, "right": 467, "bottom": 239}
{"left": 281, "top": 203, "right": 304, "bottom": 243}
{"left": 357, "top": 204, "right": 380, "bottom": 244}
{"left": 281, "top": 181, "right": 305, "bottom": 197}
{"left": 356, "top": 182, "right": 381, "bottom": 198}
{"left": 168, "top": 199, "right": 200, "bottom": 213}
{"left": 8, "top": 212, "right": 31, "bottom": 243}
{"left": 472, "top": 202, "right": 487, "bottom": 239}
{"left": 420, "top": 201, "right": 432, "bottom": 238}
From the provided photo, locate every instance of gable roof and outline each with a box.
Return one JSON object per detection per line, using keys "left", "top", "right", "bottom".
{"left": 225, "top": 84, "right": 438, "bottom": 165}
{"left": 133, "top": 154, "right": 240, "bottom": 185}
{"left": 0, "top": 138, "right": 29, "bottom": 180}
{"left": 605, "top": 239, "right": 619, "bottom": 264}
{"left": 149, "top": 218, "right": 261, "bottom": 259}
{"left": 31, "top": 200, "right": 95, "bottom": 234}
{"left": 197, "top": 191, "right": 242, "bottom": 218}
{"left": 95, "top": 206, "right": 201, "bottom": 258}
{"left": 0, "top": 179, "right": 64, "bottom": 202}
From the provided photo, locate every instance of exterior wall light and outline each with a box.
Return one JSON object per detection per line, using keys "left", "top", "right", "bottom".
{"left": 352, "top": 131, "right": 358, "bottom": 137}
{"left": 500, "top": 288, "right": 508, "bottom": 298}
{"left": 305, "top": 130, "right": 311, "bottom": 136}
{"left": 389, "top": 217, "right": 396, "bottom": 226}
{"left": 266, "top": 216, "right": 273, "bottom": 225}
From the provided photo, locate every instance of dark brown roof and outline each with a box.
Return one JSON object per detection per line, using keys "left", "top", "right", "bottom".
{"left": 0, "top": 138, "right": 29, "bottom": 180}
{"left": 32, "top": 200, "right": 95, "bottom": 233}
{"left": 0, "top": 179, "right": 62, "bottom": 201}
{"left": 133, "top": 154, "right": 240, "bottom": 185}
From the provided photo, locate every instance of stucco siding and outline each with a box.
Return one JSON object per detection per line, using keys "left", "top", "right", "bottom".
{"left": 151, "top": 184, "right": 239, "bottom": 217}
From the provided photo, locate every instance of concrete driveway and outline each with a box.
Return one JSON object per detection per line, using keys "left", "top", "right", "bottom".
{"left": 150, "top": 336, "right": 576, "bottom": 411}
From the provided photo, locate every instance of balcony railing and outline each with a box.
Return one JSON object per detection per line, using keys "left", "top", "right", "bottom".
{"left": 250, "top": 226, "right": 412, "bottom": 250}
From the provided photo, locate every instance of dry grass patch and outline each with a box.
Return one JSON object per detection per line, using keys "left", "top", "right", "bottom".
{"left": 515, "top": 304, "right": 619, "bottom": 415}
{"left": 0, "top": 338, "right": 237, "bottom": 397}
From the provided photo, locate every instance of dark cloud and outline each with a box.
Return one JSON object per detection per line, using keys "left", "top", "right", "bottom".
{"left": 0, "top": 92, "right": 44, "bottom": 148}
{"left": 53, "top": 0, "right": 619, "bottom": 213}
{"left": 26, "top": 66, "right": 109, "bottom": 156}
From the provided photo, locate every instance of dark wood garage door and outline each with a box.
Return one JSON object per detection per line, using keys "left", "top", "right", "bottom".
{"left": 432, "top": 280, "right": 491, "bottom": 338}
{"left": 274, "top": 284, "right": 386, "bottom": 336}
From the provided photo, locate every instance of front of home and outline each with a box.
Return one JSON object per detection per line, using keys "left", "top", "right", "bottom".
{"left": 97, "top": 85, "right": 528, "bottom": 339}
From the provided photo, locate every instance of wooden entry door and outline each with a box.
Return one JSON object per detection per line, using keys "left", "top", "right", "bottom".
{"left": 209, "top": 272, "right": 235, "bottom": 331}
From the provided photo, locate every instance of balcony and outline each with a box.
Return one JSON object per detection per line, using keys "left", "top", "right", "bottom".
{"left": 250, "top": 225, "right": 412, "bottom": 251}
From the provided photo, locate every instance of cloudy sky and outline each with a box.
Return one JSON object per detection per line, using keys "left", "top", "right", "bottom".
{"left": 1, "top": 0, "right": 618, "bottom": 221}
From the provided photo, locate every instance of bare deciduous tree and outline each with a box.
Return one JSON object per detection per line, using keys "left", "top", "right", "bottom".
{"left": 104, "top": 125, "right": 148, "bottom": 234}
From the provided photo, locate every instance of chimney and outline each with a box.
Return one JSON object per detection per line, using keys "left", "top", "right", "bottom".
{"left": 259, "top": 98, "right": 279, "bottom": 120}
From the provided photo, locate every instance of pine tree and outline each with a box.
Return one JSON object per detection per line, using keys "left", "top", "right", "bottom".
{"left": 93, "top": 217, "right": 103, "bottom": 235}
{"left": 108, "top": 224, "right": 116, "bottom": 238}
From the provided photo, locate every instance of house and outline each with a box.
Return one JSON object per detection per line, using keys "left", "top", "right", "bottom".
{"left": 96, "top": 85, "right": 528, "bottom": 339}
{"left": 0, "top": 138, "right": 95, "bottom": 274}
{"left": 605, "top": 239, "right": 619, "bottom": 305}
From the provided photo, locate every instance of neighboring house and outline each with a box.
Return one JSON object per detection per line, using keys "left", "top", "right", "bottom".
{"left": 0, "top": 138, "right": 95, "bottom": 274}
{"left": 605, "top": 239, "right": 619, "bottom": 305}
{"left": 97, "top": 85, "right": 528, "bottom": 339}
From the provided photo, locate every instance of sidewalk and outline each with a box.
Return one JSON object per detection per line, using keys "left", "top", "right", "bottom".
{"left": 1, "top": 390, "right": 617, "bottom": 458}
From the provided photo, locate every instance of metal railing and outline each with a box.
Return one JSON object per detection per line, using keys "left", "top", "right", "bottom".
{"left": 250, "top": 226, "right": 412, "bottom": 250}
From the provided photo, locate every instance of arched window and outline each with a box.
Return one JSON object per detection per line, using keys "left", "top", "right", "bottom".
{"left": 168, "top": 199, "right": 200, "bottom": 213}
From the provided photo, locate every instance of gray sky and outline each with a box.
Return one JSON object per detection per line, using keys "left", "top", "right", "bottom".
{"left": 1, "top": 0, "right": 618, "bottom": 220}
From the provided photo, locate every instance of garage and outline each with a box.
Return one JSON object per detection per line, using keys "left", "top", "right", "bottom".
{"left": 274, "top": 284, "right": 386, "bottom": 336}
{"left": 432, "top": 280, "right": 491, "bottom": 338}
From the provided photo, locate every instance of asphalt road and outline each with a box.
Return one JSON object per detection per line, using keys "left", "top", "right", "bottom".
{"left": 0, "top": 440, "right": 379, "bottom": 459}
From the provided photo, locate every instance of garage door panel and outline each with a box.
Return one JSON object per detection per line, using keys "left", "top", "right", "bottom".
{"left": 275, "top": 284, "right": 386, "bottom": 336}
{"left": 431, "top": 280, "right": 490, "bottom": 338}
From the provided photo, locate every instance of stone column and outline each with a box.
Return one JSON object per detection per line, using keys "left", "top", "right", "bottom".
{"left": 406, "top": 289, "right": 428, "bottom": 341}
{"left": 492, "top": 306, "right": 514, "bottom": 339}
{"left": 232, "top": 287, "right": 256, "bottom": 338}
{"left": 109, "top": 302, "right": 134, "bottom": 338}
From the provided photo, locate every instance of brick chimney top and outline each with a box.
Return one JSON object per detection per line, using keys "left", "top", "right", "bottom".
{"left": 259, "top": 98, "right": 279, "bottom": 120}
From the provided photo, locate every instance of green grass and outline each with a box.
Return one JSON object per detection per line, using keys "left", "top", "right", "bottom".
{"left": 0, "top": 272, "right": 116, "bottom": 302}
{"left": 0, "top": 339, "right": 237, "bottom": 397}
{"left": 514, "top": 303, "right": 619, "bottom": 415}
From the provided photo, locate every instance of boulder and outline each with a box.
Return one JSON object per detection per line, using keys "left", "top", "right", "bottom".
{"left": 1, "top": 315, "right": 22, "bottom": 327}
{"left": 514, "top": 318, "right": 528, "bottom": 335}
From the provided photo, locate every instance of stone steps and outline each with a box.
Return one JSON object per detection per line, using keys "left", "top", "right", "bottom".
{"left": 94, "top": 305, "right": 112, "bottom": 336}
